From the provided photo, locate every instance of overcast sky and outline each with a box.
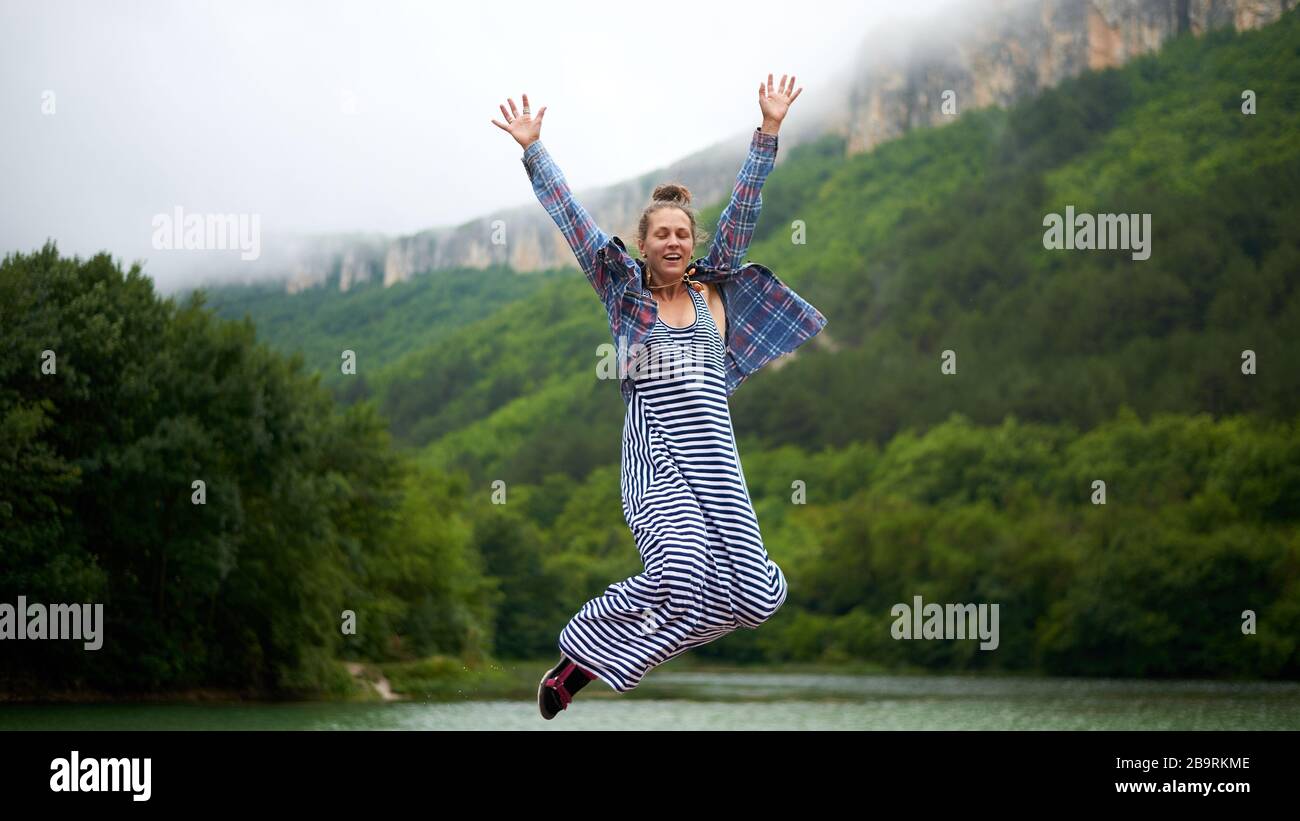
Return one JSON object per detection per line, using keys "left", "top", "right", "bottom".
{"left": 1, "top": 0, "right": 957, "bottom": 292}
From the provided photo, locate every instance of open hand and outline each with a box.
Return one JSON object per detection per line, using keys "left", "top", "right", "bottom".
{"left": 491, "top": 93, "right": 547, "bottom": 149}
{"left": 758, "top": 74, "right": 802, "bottom": 130}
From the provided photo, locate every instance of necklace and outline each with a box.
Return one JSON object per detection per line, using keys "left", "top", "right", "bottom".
{"left": 644, "top": 264, "right": 705, "bottom": 293}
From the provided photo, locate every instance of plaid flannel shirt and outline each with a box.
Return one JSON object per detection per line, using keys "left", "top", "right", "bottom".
{"left": 522, "top": 127, "right": 827, "bottom": 404}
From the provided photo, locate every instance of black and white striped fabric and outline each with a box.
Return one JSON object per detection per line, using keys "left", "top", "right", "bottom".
{"left": 558, "top": 284, "right": 789, "bottom": 692}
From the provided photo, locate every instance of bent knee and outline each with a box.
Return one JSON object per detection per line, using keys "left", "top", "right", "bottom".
{"left": 733, "top": 591, "right": 786, "bottom": 628}
{"left": 731, "top": 574, "right": 788, "bottom": 628}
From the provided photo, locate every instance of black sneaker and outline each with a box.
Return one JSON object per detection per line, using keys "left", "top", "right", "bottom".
{"left": 537, "top": 656, "right": 595, "bottom": 720}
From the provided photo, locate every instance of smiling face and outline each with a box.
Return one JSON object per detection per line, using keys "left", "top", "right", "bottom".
{"left": 637, "top": 207, "right": 694, "bottom": 284}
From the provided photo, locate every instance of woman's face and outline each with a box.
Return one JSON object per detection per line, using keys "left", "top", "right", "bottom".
{"left": 639, "top": 208, "right": 693, "bottom": 281}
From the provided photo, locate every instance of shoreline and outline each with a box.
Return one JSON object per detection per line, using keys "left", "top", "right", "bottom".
{"left": 5, "top": 660, "right": 1294, "bottom": 704}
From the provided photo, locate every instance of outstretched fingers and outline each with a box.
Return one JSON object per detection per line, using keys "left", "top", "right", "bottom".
{"left": 491, "top": 93, "right": 546, "bottom": 140}
{"left": 759, "top": 73, "right": 803, "bottom": 102}
{"left": 492, "top": 101, "right": 513, "bottom": 130}
{"left": 761, "top": 74, "right": 802, "bottom": 99}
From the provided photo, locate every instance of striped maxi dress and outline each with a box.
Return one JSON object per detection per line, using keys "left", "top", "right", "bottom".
{"left": 557, "top": 283, "right": 789, "bottom": 692}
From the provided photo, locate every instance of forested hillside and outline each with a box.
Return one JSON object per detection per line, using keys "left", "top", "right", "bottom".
{"left": 5, "top": 10, "right": 1291, "bottom": 695}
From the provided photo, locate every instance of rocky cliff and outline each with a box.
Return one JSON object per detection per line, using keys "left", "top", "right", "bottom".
{"left": 275, "top": 131, "right": 761, "bottom": 294}
{"left": 271, "top": 0, "right": 1293, "bottom": 294}
{"left": 836, "top": 0, "right": 1295, "bottom": 154}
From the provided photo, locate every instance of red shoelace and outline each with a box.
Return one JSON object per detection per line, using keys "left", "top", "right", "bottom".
{"left": 544, "top": 662, "right": 577, "bottom": 709}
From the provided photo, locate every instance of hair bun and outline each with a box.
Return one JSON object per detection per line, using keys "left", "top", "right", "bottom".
{"left": 651, "top": 183, "right": 693, "bottom": 206}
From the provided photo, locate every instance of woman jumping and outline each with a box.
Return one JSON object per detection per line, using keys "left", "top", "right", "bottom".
{"left": 491, "top": 74, "right": 827, "bottom": 719}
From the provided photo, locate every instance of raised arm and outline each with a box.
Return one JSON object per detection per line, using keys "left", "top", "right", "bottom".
{"left": 492, "top": 94, "right": 613, "bottom": 302}
{"left": 703, "top": 73, "right": 803, "bottom": 272}
{"left": 702, "top": 128, "right": 778, "bottom": 272}
{"left": 521, "top": 141, "right": 612, "bottom": 300}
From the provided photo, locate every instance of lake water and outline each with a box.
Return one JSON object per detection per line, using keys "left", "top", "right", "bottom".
{"left": 4, "top": 671, "right": 1299, "bottom": 730}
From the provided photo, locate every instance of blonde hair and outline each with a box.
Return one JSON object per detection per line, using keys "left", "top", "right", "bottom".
{"left": 636, "top": 183, "right": 709, "bottom": 249}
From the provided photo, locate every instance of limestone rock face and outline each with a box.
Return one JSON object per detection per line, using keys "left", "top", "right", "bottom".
{"left": 276, "top": 0, "right": 1293, "bottom": 294}
{"left": 840, "top": 0, "right": 1295, "bottom": 154}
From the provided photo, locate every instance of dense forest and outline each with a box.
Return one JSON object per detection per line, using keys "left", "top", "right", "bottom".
{"left": 3, "top": 10, "right": 1297, "bottom": 696}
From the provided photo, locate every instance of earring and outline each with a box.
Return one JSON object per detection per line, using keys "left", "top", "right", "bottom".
{"left": 685, "top": 267, "right": 704, "bottom": 292}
